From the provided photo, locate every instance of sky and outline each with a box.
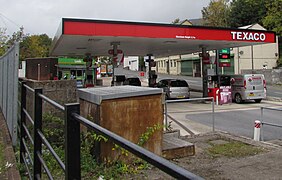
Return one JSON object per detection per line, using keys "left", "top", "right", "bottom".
{"left": 0, "top": 0, "right": 210, "bottom": 38}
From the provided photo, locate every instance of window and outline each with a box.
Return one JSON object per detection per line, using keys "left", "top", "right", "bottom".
{"left": 77, "top": 70, "right": 82, "bottom": 76}
{"left": 70, "top": 70, "right": 76, "bottom": 76}
{"left": 171, "top": 80, "right": 188, "bottom": 87}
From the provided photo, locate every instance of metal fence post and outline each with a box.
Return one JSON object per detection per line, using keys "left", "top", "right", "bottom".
{"left": 260, "top": 107, "right": 264, "bottom": 141}
{"left": 165, "top": 100, "right": 168, "bottom": 130}
{"left": 20, "top": 81, "right": 26, "bottom": 163}
{"left": 33, "top": 88, "right": 43, "bottom": 179}
{"left": 212, "top": 97, "right": 215, "bottom": 132}
{"left": 65, "top": 103, "right": 80, "bottom": 180}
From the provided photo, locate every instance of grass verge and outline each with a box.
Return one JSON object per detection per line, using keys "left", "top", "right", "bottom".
{"left": 207, "top": 140, "right": 265, "bottom": 158}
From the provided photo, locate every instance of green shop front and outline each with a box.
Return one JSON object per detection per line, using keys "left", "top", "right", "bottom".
{"left": 57, "top": 57, "right": 97, "bottom": 86}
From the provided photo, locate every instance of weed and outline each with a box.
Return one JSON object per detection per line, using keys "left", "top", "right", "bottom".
{"left": 138, "top": 124, "right": 162, "bottom": 146}
{"left": 207, "top": 140, "right": 265, "bottom": 158}
{"left": 18, "top": 114, "right": 162, "bottom": 179}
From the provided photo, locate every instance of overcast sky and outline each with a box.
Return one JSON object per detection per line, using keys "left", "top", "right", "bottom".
{"left": 0, "top": 0, "right": 210, "bottom": 38}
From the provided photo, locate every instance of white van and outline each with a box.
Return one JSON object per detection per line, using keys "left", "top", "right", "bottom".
{"left": 230, "top": 74, "right": 266, "bottom": 103}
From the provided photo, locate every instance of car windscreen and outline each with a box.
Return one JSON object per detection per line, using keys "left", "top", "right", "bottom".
{"left": 170, "top": 80, "right": 188, "bottom": 87}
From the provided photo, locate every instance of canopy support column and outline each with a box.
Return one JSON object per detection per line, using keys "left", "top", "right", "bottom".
{"left": 111, "top": 42, "right": 120, "bottom": 86}
{"left": 201, "top": 46, "right": 208, "bottom": 97}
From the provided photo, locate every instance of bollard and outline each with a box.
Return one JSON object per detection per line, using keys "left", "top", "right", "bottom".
{"left": 253, "top": 120, "right": 261, "bottom": 141}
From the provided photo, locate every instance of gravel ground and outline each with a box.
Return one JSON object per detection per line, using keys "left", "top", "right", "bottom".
{"left": 126, "top": 131, "right": 282, "bottom": 180}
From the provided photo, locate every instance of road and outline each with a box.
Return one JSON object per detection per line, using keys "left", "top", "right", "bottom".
{"left": 267, "top": 85, "right": 282, "bottom": 99}
{"left": 166, "top": 100, "right": 282, "bottom": 141}
{"left": 116, "top": 67, "right": 282, "bottom": 99}
{"left": 115, "top": 67, "right": 202, "bottom": 90}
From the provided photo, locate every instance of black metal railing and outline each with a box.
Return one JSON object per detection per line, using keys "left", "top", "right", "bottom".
{"left": 19, "top": 81, "right": 203, "bottom": 180}
{"left": 260, "top": 106, "right": 282, "bottom": 141}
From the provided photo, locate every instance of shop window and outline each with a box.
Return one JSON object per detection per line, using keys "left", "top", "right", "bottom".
{"left": 77, "top": 70, "right": 82, "bottom": 76}
{"left": 70, "top": 70, "right": 76, "bottom": 76}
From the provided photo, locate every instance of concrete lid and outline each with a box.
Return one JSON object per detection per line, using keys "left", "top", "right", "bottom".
{"left": 78, "top": 86, "right": 163, "bottom": 105}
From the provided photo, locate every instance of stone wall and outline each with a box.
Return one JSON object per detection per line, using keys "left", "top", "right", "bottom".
{"left": 24, "top": 79, "right": 77, "bottom": 119}
{"left": 241, "top": 69, "right": 282, "bottom": 85}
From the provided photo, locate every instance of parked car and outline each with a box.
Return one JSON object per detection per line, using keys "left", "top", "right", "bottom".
{"left": 123, "top": 77, "right": 141, "bottom": 86}
{"left": 156, "top": 79, "right": 190, "bottom": 99}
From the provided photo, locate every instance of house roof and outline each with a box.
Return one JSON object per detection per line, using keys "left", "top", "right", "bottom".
{"left": 188, "top": 18, "right": 203, "bottom": 26}
{"left": 239, "top": 23, "right": 266, "bottom": 30}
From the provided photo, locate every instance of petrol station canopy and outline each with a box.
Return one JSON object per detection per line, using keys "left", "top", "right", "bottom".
{"left": 50, "top": 18, "right": 276, "bottom": 57}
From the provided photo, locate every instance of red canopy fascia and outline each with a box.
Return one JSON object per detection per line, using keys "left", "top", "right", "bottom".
{"left": 50, "top": 18, "right": 276, "bottom": 57}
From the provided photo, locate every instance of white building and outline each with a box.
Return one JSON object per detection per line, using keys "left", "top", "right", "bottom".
{"left": 123, "top": 56, "right": 139, "bottom": 71}
{"left": 233, "top": 24, "right": 279, "bottom": 74}
{"left": 155, "top": 23, "right": 279, "bottom": 76}
{"left": 156, "top": 55, "right": 181, "bottom": 75}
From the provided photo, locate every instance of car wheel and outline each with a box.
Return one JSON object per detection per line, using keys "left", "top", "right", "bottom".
{"left": 235, "top": 93, "right": 243, "bottom": 104}
{"left": 255, "top": 99, "right": 262, "bottom": 103}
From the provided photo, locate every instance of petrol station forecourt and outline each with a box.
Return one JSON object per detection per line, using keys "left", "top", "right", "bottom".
{"left": 50, "top": 18, "right": 276, "bottom": 94}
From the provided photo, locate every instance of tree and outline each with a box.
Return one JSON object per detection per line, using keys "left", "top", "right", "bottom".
{"left": 172, "top": 18, "right": 180, "bottom": 24}
{"left": 261, "top": 0, "right": 282, "bottom": 67}
{"left": 0, "top": 25, "right": 52, "bottom": 60}
{"left": 201, "top": 0, "right": 230, "bottom": 27}
{"left": 7, "top": 26, "right": 25, "bottom": 44}
{"left": 0, "top": 28, "right": 8, "bottom": 56}
{"left": 228, "top": 0, "right": 268, "bottom": 28}
{"left": 262, "top": 0, "right": 282, "bottom": 36}
{"left": 20, "top": 34, "right": 52, "bottom": 61}
{"left": 0, "top": 27, "right": 27, "bottom": 56}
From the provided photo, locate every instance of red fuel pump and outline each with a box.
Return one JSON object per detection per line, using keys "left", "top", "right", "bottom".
{"left": 208, "top": 75, "right": 232, "bottom": 105}
{"left": 208, "top": 75, "right": 219, "bottom": 102}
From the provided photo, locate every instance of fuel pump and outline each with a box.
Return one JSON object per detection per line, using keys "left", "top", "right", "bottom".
{"left": 208, "top": 75, "right": 232, "bottom": 104}
{"left": 208, "top": 75, "right": 220, "bottom": 101}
